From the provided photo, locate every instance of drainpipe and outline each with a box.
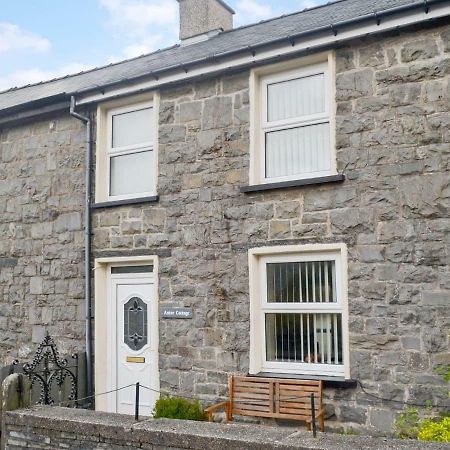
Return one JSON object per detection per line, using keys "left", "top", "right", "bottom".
{"left": 70, "top": 96, "right": 93, "bottom": 404}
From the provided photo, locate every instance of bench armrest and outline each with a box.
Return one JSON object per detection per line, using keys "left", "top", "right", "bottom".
{"left": 205, "top": 401, "right": 231, "bottom": 422}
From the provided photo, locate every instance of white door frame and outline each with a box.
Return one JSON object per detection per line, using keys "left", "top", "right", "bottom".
{"left": 94, "top": 255, "right": 159, "bottom": 413}
{"left": 107, "top": 271, "right": 157, "bottom": 413}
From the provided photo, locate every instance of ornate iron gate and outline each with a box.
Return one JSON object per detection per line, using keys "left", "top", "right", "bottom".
{"left": 12, "top": 334, "right": 79, "bottom": 406}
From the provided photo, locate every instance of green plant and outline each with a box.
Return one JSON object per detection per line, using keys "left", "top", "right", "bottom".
{"left": 435, "top": 365, "right": 450, "bottom": 383}
{"left": 153, "top": 396, "right": 207, "bottom": 421}
{"left": 394, "top": 407, "right": 420, "bottom": 439}
{"left": 418, "top": 417, "right": 450, "bottom": 442}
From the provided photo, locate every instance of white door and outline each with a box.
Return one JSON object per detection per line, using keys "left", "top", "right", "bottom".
{"left": 108, "top": 267, "right": 159, "bottom": 416}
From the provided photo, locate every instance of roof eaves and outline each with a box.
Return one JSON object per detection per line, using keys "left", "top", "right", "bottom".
{"left": 72, "top": 0, "right": 438, "bottom": 98}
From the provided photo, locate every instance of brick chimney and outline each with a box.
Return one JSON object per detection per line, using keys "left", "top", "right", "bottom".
{"left": 177, "top": 0, "right": 234, "bottom": 43}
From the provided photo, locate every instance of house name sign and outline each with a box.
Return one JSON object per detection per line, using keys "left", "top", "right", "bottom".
{"left": 161, "top": 307, "right": 193, "bottom": 319}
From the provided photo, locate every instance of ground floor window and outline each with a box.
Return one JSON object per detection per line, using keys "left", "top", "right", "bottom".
{"left": 249, "top": 244, "right": 349, "bottom": 378}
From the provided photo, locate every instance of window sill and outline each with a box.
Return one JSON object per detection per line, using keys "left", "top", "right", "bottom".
{"left": 240, "top": 174, "right": 345, "bottom": 193}
{"left": 251, "top": 372, "right": 357, "bottom": 389}
{"left": 91, "top": 195, "right": 159, "bottom": 209}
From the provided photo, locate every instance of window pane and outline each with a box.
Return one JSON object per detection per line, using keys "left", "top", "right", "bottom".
{"left": 267, "top": 73, "right": 325, "bottom": 122}
{"left": 112, "top": 107, "right": 153, "bottom": 148}
{"left": 110, "top": 150, "right": 153, "bottom": 196}
{"left": 267, "top": 261, "right": 336, "bottom": 303}
{"left": 124, "top": 297, "right": 148, "bottom": 351}
{"left": 111, "top": 265, "right": 153, "bottom": 274}
{"left": 265, "top": 123, "right": 330, "bottom": 179}
{"left": 265, "top": 313, "right": 342, "bottom": 365}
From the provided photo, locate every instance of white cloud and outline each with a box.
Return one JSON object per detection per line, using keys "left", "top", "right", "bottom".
{"left": 123, "top": 33, "right": 165, "bottom": 57}
{"left": 0, "top": 23, "right": 51, "bottom": 54}
{"left": 99, "top": 0, "right": 177, "bottom": 60}
{"left": 100, "top": 0, "right": 177, "bottom": 33}
{"left": 298, "top": 0, "right": 321, "bottom": 9}
{"left": 235, "top": 0, "right": 273, "bottom": 25}
{"left": 0, "top": 63, "right": 94, "bottom": 91}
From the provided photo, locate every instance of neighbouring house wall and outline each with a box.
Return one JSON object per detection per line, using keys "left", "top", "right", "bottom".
{"left": 0, "top": 114, "right": 86, "bottom": 365}
{"left": 92, "top": 22, "right": 450, "bottom": 432}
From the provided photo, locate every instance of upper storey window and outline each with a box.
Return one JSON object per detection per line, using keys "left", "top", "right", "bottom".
{"left": 251, "top": 54, "right": 336, "bottom": 185}
{"left": 107, "top": 103, "right": 155, "bottom": 200}
{"left": 96, "top": 95, "right": 158, "bottom": 204}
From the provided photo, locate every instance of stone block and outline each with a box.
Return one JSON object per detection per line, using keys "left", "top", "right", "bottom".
{"left": 359, "top": 44, "right": 385, "bottom": 67}
{"left": 388, "top": 82, "right": 421, "bottom": 106}
{"left": 202, "top": 97, "right": 232, "bottom": 130}
{"left": 1, "top": 373, "right": 32, "bottom": 416}
{"left": 275, "top": 201, "right": 301, "bottom": 219}
{"left": 159, "top": 125, "right": 186, "bottom": 144}
{"left": 421, "top": 291, "right": 449, "bottom": 307}
{"left": 54, "top": 212, "right": 81, "bottom": 232}
{"left": 401, "top": 38, "right": 439, "bottom": 62}
{"left": 424, "top": 80, "right": 445, "bottom": 102}
{"left": 339, "top": 405, "right": 368, "bottom": 424}
{"left": 195, "top": 78, "right": 217, "bottom": 99}
{"left": 269, "top": 220, "right": 291, "bottom": 239}
{"left": 179, "top": 101, "right": 202, "bottom": 122}
{"left": 356, "top": 245, "right": 384, "bottom": 263}
{"left": 304, "top": 187, "right": 357, "bottom": 211}
{"left": 330, "top": 208, "right": 375, "bottom": 234}
{"left": 30, "top": 277, "right": 43, "bottom": 295}
{"left": 369, "top": 408, "right": 396, "bottom": 431}
{"left": 222, "top": 72, "right": 249, "bottom": 94}
{"left": 335, "top": 48, "right": 355, "bottom": 73}
{"left": 159, "top": 101, "right": 175, "bottom": 124}
{"left": 336, "top": 69, "right": 374, "bottom": 100}
{"left": 234, "top": 107, "right": 249, "bottom": 125}
{"left": 292, "top": 223, "right": 327, "bottom": 239}
{"left": 399, "top": 174, "right": 450, "bottom": 218}
{"left": 31, "top": 222, "right": 53, "bottom": 239}
{"left": 32, "top": 325, "right": 46, "bottom": 343}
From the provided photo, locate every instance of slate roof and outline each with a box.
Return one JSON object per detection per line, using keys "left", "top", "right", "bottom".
{"left": 0, "top": 0, "right": 438, "bottom": 112}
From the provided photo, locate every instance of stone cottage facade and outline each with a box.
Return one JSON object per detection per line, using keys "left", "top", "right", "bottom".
{"left": 0, "top": 0, "right": 449, "bottom": 433}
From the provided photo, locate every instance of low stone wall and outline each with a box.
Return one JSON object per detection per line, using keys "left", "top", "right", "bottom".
{"left": 2, "top": 407, "right": 448, "bottom": 450}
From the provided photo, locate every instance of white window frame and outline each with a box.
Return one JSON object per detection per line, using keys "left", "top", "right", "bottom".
{"left": 249, "top": 244, "right": 350, "bottom": 379}
{"left": 249, "top": 52, "right": 337, "bottom": 186}
{"left": 95, "top": 93, "right": 159, "bottom": 204}
{"left": 106, "top": 101, "right": 156, "bottom": 201}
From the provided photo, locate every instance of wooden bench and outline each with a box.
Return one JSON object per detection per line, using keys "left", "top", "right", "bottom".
{"left": 205, "top": 376, "right": 324, "bottom": 431}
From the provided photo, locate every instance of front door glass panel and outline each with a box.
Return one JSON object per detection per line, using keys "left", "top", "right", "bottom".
{"left": 124, "top": 296, "right": 148, "bottom": 351}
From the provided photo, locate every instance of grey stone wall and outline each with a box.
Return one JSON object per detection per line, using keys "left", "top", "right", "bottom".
{"left": 0, "top": 114, "right": 86, "bottom": 366}
{"left": 3, "top": 406, "right": 449, "bottom": 450}
{"left": 92, "top": 22, "right": 450, "bottom": 433}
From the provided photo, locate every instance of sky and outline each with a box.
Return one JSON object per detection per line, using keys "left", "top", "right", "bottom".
{"left": 0, "top": 0, "right": 328, "bottom": 92}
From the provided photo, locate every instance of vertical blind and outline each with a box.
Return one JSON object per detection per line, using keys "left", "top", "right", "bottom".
{"left": 265, "top": 123, "right": 330, "bottom": 178}
{"left": 265, "top": 313, "right": 342, "bottom": 365}
{"left": 267, "top": 73, "right": 325, "bottom": 122}
{"left": 265, "top": 261, "right": 342, "bottom": 366}
{"left": 264, "top": 70, "right": 330, "bottom": 180}
{"left": 112, "top": 107, "right": 153, "bottom": 148}
{"left": 267, "top": 261, "right": 336, "bottom": 303}
{"left": 110, "top": 150, "right": 154, "bottom": 196}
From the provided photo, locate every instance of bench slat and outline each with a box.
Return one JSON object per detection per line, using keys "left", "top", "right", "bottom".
{"left": 234, "top": 404, "right": 271, "bottom": 412}
{"left": 279, "top": 385, "right": 320, "bottom": 392}
{"left": 234, "top": 392, "right": 270, "bottom": 401}
{"left": 234, "top": 386, "right": 270, "bottom": 393}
